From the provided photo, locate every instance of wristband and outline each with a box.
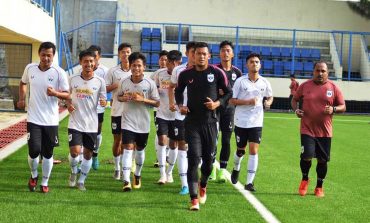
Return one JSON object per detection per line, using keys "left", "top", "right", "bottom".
{"left": 333, "top": 106, "right": 336, "bottom": 114}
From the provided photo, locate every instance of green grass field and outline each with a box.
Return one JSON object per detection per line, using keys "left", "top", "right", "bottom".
{"left": 0, "top": 110, "right": 369, "bottom": 223}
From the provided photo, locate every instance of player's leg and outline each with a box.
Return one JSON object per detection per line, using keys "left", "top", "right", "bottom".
{"left": 244, "top": 127, "right": 262, "bottom": 192}
{"left": 77, "top": 132, "right": 96, "bottom": 191}
{"left": 231, "top": 126, "right": 247, "bottom": 184}
{"left": 166, "top": 120, "right": 178, "bottom": 183}
{"left": 132, "top": 132, "right": 149, "bottom": 189}
{"left": 92, "top": 113, "right": 104, "bottom": 170}
{"left": 218, "top": 113, "right": 233, "bottom": 182}
{"left": 111, "top": 116, "right": 122, "bottom": 180}
{"left": 121, "top": 129, "right": 135, "bottom": 191}
{"left": 299, "top": 134, "right": 315, "bottom": 196}
{"left": 174, "top": 119, "right": 188, "bottom": 194}
{"left": 39, "top": 125, "right": 58, "bottom": 193}
{"left": 26, "top": 122, "right": 42, "bottom": 192}
{"left": 156, "top": 118, "right": 169, "bottom": 184}
{"left": 314, "top": 137, "right": 331, "bottom": 197}
{"left": 68, "top": 129, "right": 82, "bottom": 188}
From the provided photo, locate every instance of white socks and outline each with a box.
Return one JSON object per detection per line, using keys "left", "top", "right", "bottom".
{"left": 156, "top": 145, "right": 167, "bottom": 177}
{"left": 28, "top": 155, "right": 39, "bottom": 178}
{"left": 247, "top": 154, "right": 258, "bottom": 184}
{"left": 69, "top": 153, "right": 79, "bottom": 174}
{"left": 114, "top": 155, "right": 121, "bottom": 171}
{"left": 41, "top": 156, "right": 53, "bottom": 186}
{"left": 233, "top": 152, "right": 244, "bottom": 171}
{"left": 121, "top": 149, "right": 133, "bottom": 182}
{"left": 177, "top": 150, "right": 188, "bottom": 187}
{"left": 135, "top": 149, "right": 145, "bottom": 177}
{"left": 96, "top": 134, "right": 102, "bottom": 153}
{"left": 166, "top": 148, "right": 178, "bottom": 175}
{"left": 78, "top": 157, "right": 92, "bottom": 184}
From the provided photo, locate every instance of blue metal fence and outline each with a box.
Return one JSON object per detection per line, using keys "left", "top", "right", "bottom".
{"left": 30, "top": 0, "right": 53, "bottom": 16}
{"left": 59, "top": 20, "right": 370, "bottom": 81}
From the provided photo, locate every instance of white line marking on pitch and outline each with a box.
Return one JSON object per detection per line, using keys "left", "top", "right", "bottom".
{"left": 265, "top": 116, "right": 370, "bottom": 123}
{"left": 214, "top": 161, "right": 280, "bottom": 223}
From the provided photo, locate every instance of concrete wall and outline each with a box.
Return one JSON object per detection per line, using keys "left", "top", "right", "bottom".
{"left": 117, "top": 0, "right": 370, "bottom": 32}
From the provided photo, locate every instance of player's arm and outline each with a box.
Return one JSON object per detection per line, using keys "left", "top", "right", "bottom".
{"left": 264, "top": 96, "right": 274, "bottom": 109}
{"left": 168, "top": 83, "right": 177, "bottom": 111}
{"left": 46, "top": 87, "right": 70, "bottom": 100}
{"left": 228, "top": 78, "right": 257, "bottom": 106}
{"left": 17, "top": 81, "right": 27, "bottom": 109}
{"left": 175, "top": 73, "right": 188, "bottom": 114}
{"left": 291, "top": 87, "right": 304, "bottom": 118}
{"left": 206, "top": 69, "right": 232, "bottom": 110}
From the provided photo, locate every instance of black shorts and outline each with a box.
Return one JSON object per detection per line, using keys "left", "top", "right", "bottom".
{"left": 121, "top": 129, "right": 149, "bottom": 148}
{"left": 111, "top": 116, "right": 122, "bottom": 135}
{"left": 98, "top": 112, "right": 104, "bottom": 123}
{"left": 218, "top": 110, "right": 234, "bottom": 133}
{"left": 185, "top": 122, "right": 218, "bottom": 160}
{"left": 156, "top": 117, "right": 176, "bottom": 139}
{"left": 153, "top": 111, "right": 157, "bottom": 124}
{"left": 173, "top": 119, "right": 186, "bottom": 141}
{"left": 234, "top": 126, "right": 262, "bottom": 148}
{"left": 27, "top": 122, "right": 59, "bottom": 157}
{"left": 300, "top": 134, "right": 331, "bottom": 162}
{"left": 68, "top": 128, "right": 97, "bottom": 151}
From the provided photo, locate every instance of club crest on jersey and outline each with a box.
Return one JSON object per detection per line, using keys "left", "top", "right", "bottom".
{"left": 31, "top": 75, "right": 35, "bottom": 79}
{"left": 232, "top": 73, "right": 237, "bottom": 81}
{"left": 48, "top": 76, "right": 54, "bottom": 82}
{"left": 326, "top": 90, "right": 333, "bottom": 98}
{"left": 93, "top": 87, "right": 97, "bottom": 91}
{"left": 207, "top": 73, "right": 214, "bottom": 82}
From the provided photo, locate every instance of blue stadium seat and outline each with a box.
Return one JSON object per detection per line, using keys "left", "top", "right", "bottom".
{"left": 151, "top": 40, "right": 161, "bottom": 52}
{"left": 212, "top": 57, "right": 221, "bottom": 64}
{"left": 283, "top": 61, "right": 292, "bottom": 73}
{"left": 303, "top": 61, "right": 314, "bottom": 72}
{"left": 141, "top": 27, "right": 151, "bottom": 39}
{"left": 281, "top": 47, "right": 291, "bottom": 58}
{"left": 150, "top": 54, "right": 159, "bottom": 65}
{"left": 311, "top": 49, "right": 321, "bottom": 59}
{"left": 271, "top": 47, "right": 281, "bottom": 58}
{"left": 239, "top": 45, "right": 251, "bottom": 57}
{"left": 260, "top": 46, "right": 271, "bottom": 58}
{"left": 300, "top": 48, "right": 311, "bottom": 59}
{"left": 293, "top": 48, "right": 301, "bottom": 58}
{"left": 263, "top": 60, "right": 273, "bottom": 74}
{"left": 273, "top": 61, "right": 284, "bottom": 76}
{"left": 141, "top": 40, "right": 151, "bottom": 52}
{"left": 294, "top": 61, "right": 303, "bottom": 72}
{"left": 250, "top": 45, "right": 260, "bottom": 53}
{"left": 182, "top": 57, "right": 188, "bottom": 64}
{"left": 236, "top": 59, "right": 244, "bottom": 72}
{"left": 151, "top": 28, "right": 161, "bottom": 39}
{"left": 211, "top": 44, "right": 220, "bottom": 54}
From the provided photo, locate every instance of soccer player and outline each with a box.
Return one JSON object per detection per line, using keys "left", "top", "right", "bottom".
{"left": 292, "top": 61, "right": 345, "bottom": 198}
{"left": 158, "top": 50, "right": 168, "bottom": 69}
{"left": 175, "top": 42, "right": 232, "bottom": 210}
{"left": 152, "top": 50, "right": 182, "bottom": 184}
{"left": 87, "top": 45, "right": 109, "bottom": 170}
{"left": 168, "top": 41, "right": 197, "bottom": 195}
{"left": 289, "top": 74, "right": 299, "bottom": 111}
{"left": 105, "top": 43, "right": 132, "bottom": 180}
{"left": 212, "top": 40, "right": 242, "bottom": 182}
{"left": 67, "top": 50, "right": 107, "bottom": 191}
{"left": 18, "top": 41, "right": 69, "bottom": 193}
{"left": 229, "top": 52, "right": 273, "bottom": 192}
{"left": 117, "top": 52, "right": 160, "bottom": 191}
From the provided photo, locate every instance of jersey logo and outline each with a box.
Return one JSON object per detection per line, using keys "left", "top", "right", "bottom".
{"left": 55, "top": 136, "right": 59, "bottom": 144}
{"left": 207, "top": 73, "right": 214, "bottom": 83}
{"left": 326, "top": 90, "right": 333, "bottom": 98}
{"left": 31, "top": 75, "right": 35, "bottom": 79}
{"left": 232, "top": 73, "right": 237, "bottom": 81}
{"left": 236, "top": 135, "right": 240, "bottom": 143}
{"left": 74, "top": 85, "right": 78, "bottom": 88}
{"left": 188, "top": 79, "right": 193, "bottom": 84}
{"left": 48, "top": 76, "right": 54, "bottom": 82}
{"left": 27, "top": 132, "right": 30, "bottom": 140}
{"left": 93, "top": 87, "right": 97, "bottom": 91}
{"left": 68, "top": 134, "right": 72, "bottom": 142}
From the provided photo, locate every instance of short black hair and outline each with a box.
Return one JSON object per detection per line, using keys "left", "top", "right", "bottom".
{"left": 313, "top": 60, "right": 328, "bottom": 69}
{"left": 167, "top": 50, "right": 182, "bottom": 62}
{"left": 38, "top": 42, "right": 56, "bottom": 55}
{"left": 87, "top": 45, "right": 102, "bottom": 55}
{"left": 159, "top": 50, "right": 169, "bottom": 57}
{"left": 186, "top": 41, "right": 197, "bottom": 51}
{"left": 128, "top": 52, "right": 146, "bottom": 66}
{"left": 246, "top": 52, "right": 262, "bottom": 63}
{"left": 219, "top": 40, "right": 234, "bottom": 50}
{"left": 79, "top": 50, "right": 96, "bottom": 60}
{"left": 194, "top": 42, "right": 209, "bottom": 51}
{"left": 118, "top": 43, "right": 132, "bottom": 52}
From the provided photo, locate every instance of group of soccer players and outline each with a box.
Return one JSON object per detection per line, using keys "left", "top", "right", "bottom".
{"left": 19, "top": 38, "right": 345, "bottom": 210}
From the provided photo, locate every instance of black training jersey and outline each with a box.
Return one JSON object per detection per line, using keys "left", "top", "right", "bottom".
{"left": 216, "top": 64, "right": 242, "bottom": 113}
{"left": 175, "top": 65, "right": 232, "bottom": 124}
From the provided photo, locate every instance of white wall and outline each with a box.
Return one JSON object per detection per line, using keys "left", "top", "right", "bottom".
{"left": 0, "top": 0, "right": 56, "bottom": 43}
{"left": 117, "top": 0, "right": 370, "bottom": 32}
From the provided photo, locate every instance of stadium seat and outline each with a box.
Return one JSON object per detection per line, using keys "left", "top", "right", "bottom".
{"left": 212, "top": 57, "right": 221, "bottom": 64}
{"left": 293, "top": 48, "right": 301, "bottom": 58}
{"left": 300, "top": 48, "right": 311, "bottom": 59}
{"left": 262, "top": 60, "right": 273, "bottom": 74}
{"left": 151, "top": 28, "right": 161, "bottom": 39}
{"left": 141, "top": 40, "right": 151, "bottom": 52}
{"left": 311, "top": 49, "right": 321, "bottom": 59}
{"left": 303, "top": 61, "right": 314, "bottom": 73}
{"left": 250, "top": 45, "right": 260, "bottom": 54}
{"left": 141, "top": 27, "right": 151, "bottom": 39}
{"left": 260, "top": 46, "right": 271, "bottom": 58}
{"left": 271, "top": 47, "right": 281, "bottom": 58}
{"left": 150, "top": 53, "right": 159, "bottom": 65}
{"left": 182, "top": 57, "right": 188, "bottom": 64}
{"left": 294, "top": 61, "right": 303, "bottom": 72}
{"left": 211, "top": 44, "right": 220, "bottom": 54}
{"left": 151, "top": 40, "right": 161, "bottom": 52}
{"left": 283, "top": 61, "right": 292, "bottom": 74}
{"left": 239, "top": 45, "right": 251, "bottom": 57}
{"left": 273, "top": 61, "right": 283, "bottom": 76}
{"left": 281, "top": 47, "right": 291, "bottom": 58}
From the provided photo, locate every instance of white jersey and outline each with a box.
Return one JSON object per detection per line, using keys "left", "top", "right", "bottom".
{"left": 21, "top": 63, "right": 69, "bottom": 126}
{"left": 154, "top": 68, "right": 176, "bottom": 121}
{"left": 68, "top": 74, "right": 107, "bottom": 132}
{"left": 95, "top": 64, "right": 109, "bottom": 114}
{"left": 171, "top": 63, "right": 188, "bottom": 121}
{"left": 118, "top": 76, "right": 160, "bottom": 133}
{"left": 150, "top": 68, "right": 165, "bottom": 112}
{"left": 105, "top": 64, "right": 131, "bottom": 117}
{"left": 233, "top": 75, "right": 273, "bottom": 128}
